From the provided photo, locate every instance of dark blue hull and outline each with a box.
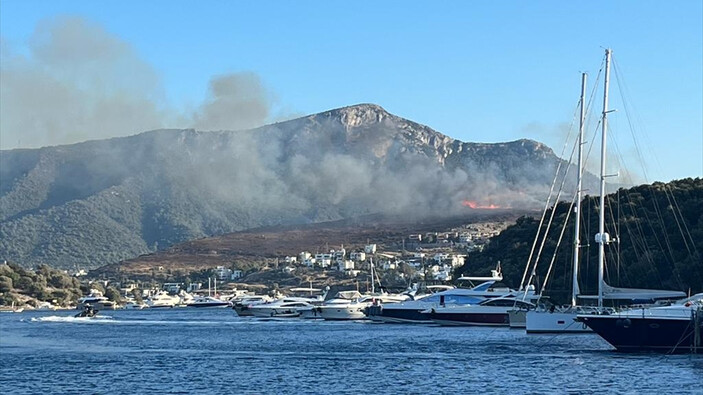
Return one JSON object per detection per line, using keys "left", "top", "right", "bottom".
{"left": 429, "top": 311, "right": 509, "bottom": 326}
{"left": 366, "top": 305, "right": 431, "bottom": 323}
{"left": 578, "top": 315, "right": 702, "bottom": 354}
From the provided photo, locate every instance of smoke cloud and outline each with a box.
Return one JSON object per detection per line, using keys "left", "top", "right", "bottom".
{"left": 192, "top": 73, "right": 271, "bottom": 132}
{"left": 0, "top": 16, "right": 272, "bottom": 150}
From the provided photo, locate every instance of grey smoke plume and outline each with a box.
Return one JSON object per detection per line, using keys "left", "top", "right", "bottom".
{"left": 192, "top": 73, "right": 271, "bottom": 131}
{"left": 0, "top": 16, "right": 272, "bottom": 150}
{"left": 0, "top": 17, "right": 166, "bottom": 149}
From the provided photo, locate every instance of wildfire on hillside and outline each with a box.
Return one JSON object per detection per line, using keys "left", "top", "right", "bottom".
{"left": 461, "top": 200, "right": 503, "bottom": 210}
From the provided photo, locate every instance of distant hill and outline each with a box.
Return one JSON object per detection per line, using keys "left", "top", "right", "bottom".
{"left": 456, "top": 178, "right": 703, "bottom": 302}
{"left": 1, "top": 103, "right": 590, "bottom": 270}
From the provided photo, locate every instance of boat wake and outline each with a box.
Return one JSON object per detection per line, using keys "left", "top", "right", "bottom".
{"left": 30, "top": 315, "right": 114, "bottom": 323}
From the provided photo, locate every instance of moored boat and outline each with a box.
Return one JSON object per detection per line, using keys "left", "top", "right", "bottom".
{"left": 428, "top": 297, "right": 535, "bottom": 327}
{"left": 577, "top": 293, "right": 703, "bottom": 353}
{"left": 186, "top": 295, "right": 230, "bottom": 308}
{"left": 367, "top": 266, "right": 535, "bottom": 324}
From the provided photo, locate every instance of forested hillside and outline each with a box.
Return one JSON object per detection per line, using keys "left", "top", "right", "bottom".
{"left": 456, "top": 178, "right": 703, "bottom": 303}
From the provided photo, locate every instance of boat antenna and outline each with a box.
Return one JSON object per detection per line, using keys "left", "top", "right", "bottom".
{"left": 572, "top": 72, "right": 586, "bottom": 307}
{"left": 597, "top": 48, "right": 613, "bottom": 308}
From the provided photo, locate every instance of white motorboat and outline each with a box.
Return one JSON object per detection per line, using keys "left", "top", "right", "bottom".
{"left": 367, "top": 265, "right": 535, "bottom": 323}
{"left": 428, "top": 297, "right": 535, "bottom": 326}
{"left": 123, "top": 298, "right": 148, "bottom": 309}
{"left": 233, "top": 295, "right": 274, "bottom": 316}
{"left": 76, "top": 290, "right": 118, "bottom": 310}
{"left": 146, "top": 291, "right": 180, "bottom": 308}
{"left": 318, "top": 292, "right": 409, "bottom": 321}
{"left": 248, "top": 298, "right": 317, "bottom": 318}
{"left": 186, "top": 295, "right": 230, "bottom": 308}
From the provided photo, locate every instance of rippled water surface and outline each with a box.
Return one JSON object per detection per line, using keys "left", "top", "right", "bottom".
{"left": 1, "top": 309, "right": 701, "bottom": 394}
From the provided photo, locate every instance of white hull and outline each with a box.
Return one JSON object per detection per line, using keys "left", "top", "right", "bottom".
{"left": 319, "top": 304, "right": 369, "bottom": 320}
{"left": 508, "top": 310, "right": 526, "bottom": 328}
{"left": 526, "top": 310, "right": 592, "bottom": 333}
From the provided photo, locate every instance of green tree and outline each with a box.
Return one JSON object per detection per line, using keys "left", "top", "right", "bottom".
{"left": 104, "top": 286, "right": 122, "bottom": 303}
{"left": 0, "top": 275, "right": 13, "bottom": 292}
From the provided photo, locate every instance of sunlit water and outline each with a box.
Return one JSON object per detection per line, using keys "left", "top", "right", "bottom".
{"left": 1, "top": 309, "right": 701, "bottom": 394}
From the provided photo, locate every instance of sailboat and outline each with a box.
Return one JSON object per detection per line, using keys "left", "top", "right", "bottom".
{"left": 525, "top": 72, "right": 597, "bottom": 333}
{"left": 575, "top": 49, "right": 702, "bottom": 353}
{"left": 526, "top": 49, "right": 685, "bottom": 333}
{"left": 187, "top": 277, "right": 230, "bottom": 308}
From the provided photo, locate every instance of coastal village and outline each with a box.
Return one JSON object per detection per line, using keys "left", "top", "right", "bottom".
{"left": 0, "top": 221, "right": 510, "bottom": 310}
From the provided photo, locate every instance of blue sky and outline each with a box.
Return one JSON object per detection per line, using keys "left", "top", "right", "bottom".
{"left": 1, "top": 0, "right": 701, "bottom": 182}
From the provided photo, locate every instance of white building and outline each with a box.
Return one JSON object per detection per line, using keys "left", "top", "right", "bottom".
{"left": 304, "top": 258, "right": 316, "bottom": 267}
{"left": 299, "top": 252, "right": 312, "bottom": 262}
{"left": 332, "top": 248, "right": 346, "bottom": 262}
{"left": 215, "top": 266, "right": 232, "bottom": 280}
{"left": 315, "top": 253, "right": 332, "bottom": 268}
{"left": 364, "top": 244, "right": 377, "bottom": 254}
{"left": 284, "top": 256, "right": 297, "bottom": 264}
{"left": 350, "top": 251, "right": 366, "bottom": 262}
{"left": 433, "top": 253, "right": 449, "bottom": 263}
{"left": 338, "top": 260, "right": 355, "bottom": 271}
{"left": 450, "top": 255, "right": 466, "bottom": 268}
{"left": 408, "top": 234, "right": 423, "bottom": 242}
{"left": 231, "top": 270, "right": 243, "bottom": 279}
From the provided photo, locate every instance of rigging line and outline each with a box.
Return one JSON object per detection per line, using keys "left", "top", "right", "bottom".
{"left": 661, "top": 184, "right": 694, "bottom": 257}
{"left": 604, "top": 190, "right": 623, "bottom": 284}
{"left": 661, "top": 187, "right": 689, "bottom": 289}
{"left": 525, "top": 66, "right": 603, "bottom": 297}
{"left": 540, "top": 195, "right": 577, "bottom": 296}
{"left": 612, "top": 60, "right": 652, "bottom": 181}
{"left": 666, "top": 183, "right": 700, "bottom": 257}
{"left": 649, "top": 185, "right": 679, "bottom": 263}
{"left": 608, "top": 127, "right": 673, "bottom": 283}
{"left": 616, "top": 177, "right": 676, "bottom": 287}
{"left": 526, "top": 132, "right": 579, "bottom": 295}
{"left": 518, "top": 97, "right": 581, "bottom": 291}
{"left": 620, "top": 191, "right": 653, "bottom": 270}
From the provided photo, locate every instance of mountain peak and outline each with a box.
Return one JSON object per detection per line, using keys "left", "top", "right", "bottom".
{"left": 318, "top": 103, "right": 390, "bottom": 128}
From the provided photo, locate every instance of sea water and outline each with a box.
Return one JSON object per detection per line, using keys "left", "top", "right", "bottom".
{"left": 1, "top": 309, "right": 701, "bottom": 394}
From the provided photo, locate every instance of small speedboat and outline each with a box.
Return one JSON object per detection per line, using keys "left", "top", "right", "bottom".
{"left": 75, "top": 305, "right": 99, "bottom": 318}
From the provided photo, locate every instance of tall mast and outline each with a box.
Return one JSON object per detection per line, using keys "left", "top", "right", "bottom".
{"left": 370, "top": 258, "right": 375, "bottom": 294}
{"left": 597, "top": 49, "right": 612, "bottom": 308}
{"left": 572, "top": 72, "right": 586, "bottom": 307}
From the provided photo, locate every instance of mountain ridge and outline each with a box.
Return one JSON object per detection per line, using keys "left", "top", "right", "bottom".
{"left": 1, "top": 103, "right": 582, "bottom": 270}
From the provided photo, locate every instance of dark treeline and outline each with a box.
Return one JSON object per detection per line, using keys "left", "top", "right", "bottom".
{"left": 456, "top": 178, "right": 703, "bottom": 304}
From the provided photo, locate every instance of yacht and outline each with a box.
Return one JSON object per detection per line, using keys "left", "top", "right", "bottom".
{"left": 76, "top": 290, "right": 117, "bottom": 310}
{"left": 233, "top": 295, "right": 274, "bottom": 316}
{"left": 577, "top": 293, "right": 703, "bottom": 353}
{"left": 366, "top": 266, "right": 535, "bottom": 323}
{"left": 248, "top": 298, "right": 318, "bottom": 318}
{"left": 318, "top": 292, "right": 408, "bottom": 321}
{"left": 123, "top": 300, "right": 148, "bottom": 309}
{"left": 146, "top": 291, "right": 180, "bottom": 308}
{"left": 427, "top": 296, "right": 535, "bottom": 326}
{"left": 186, "top": 295, "right": 230, "bottom": 308}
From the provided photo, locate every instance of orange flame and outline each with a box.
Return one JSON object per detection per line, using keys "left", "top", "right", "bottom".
{"left": 462, "top": 200, "right": 502, "bottom": 209}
